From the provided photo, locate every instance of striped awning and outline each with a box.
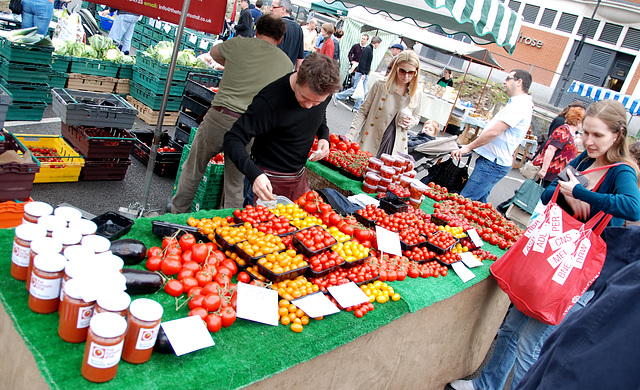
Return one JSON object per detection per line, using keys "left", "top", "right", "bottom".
{"left": 568, "top": 81, "right": 640, "bottom": 116}
{"left": 335, "top": 0, "right": 522, "bottom": 54}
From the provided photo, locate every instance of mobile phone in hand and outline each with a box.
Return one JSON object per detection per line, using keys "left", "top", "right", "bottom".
{"left": 558, "top": 165, "right": 589, "bottom": 187}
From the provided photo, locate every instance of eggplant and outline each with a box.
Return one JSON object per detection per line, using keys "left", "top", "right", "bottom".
{"left": 153, "top": 326, "right": 175, "bottom": 354}
{"left": 122, "top": 268, "right": 164, "bottom": 295}
{"left": 110, "top": 239, "right": 147, "bottom": 265}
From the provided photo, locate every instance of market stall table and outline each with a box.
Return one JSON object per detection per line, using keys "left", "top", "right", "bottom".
{"left": 0, "top": 164, "right": 511, "bottom": 390}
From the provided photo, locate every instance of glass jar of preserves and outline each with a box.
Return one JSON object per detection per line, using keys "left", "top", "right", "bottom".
{"left": 22, "top": 201, "right": 53, "bottom": 225}
{"left": 399, "top": 176, "right": 413, "bottom": 189}
{"left": 37, "top": 215, "right": 67, "bottom": 237}
{"left": 379, "top": 166, "right": 395, "bottom": 180}
{"left": 82, "top": 235, "right": 111, "bottom": 255}
{"left": 363, "top": 172, "right": 381, "bottom": 186}
{"left": 11, "top": 224, "right": 47, "bottom": 281}
{"left": 27, "top": 237, "right": 63, "bottom": 291}
{"left": 54, "top": 206, "right": 83, "bottom": 227}
{"left": 58, "top": 278, "right": 95, "bottom": 343}
{"left": 394, "top": 155, "right": 406, "bottom": 168}
{"left": 95, "top": 291, "right": 131, "bottom": 317}
{"left": 81, "top": 312, "right": 128, "bottom": 383}
{"left": 380, "top": 153, "right": 394, "bottom": 167}
{"left": 69, "top": 218, "right": 98, "bottom": 237}
{"left": 53, "top": 227, "right": 83, "bottom": 250}
{"left": 28, "top": 253, "right": 67, "bottom": 314}
{"left": 121, "top": 298, "right": 164, "bottom": 364}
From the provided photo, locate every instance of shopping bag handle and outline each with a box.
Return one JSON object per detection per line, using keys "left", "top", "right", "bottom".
{"left": 583, "top": 210, "right": 612, "bottom": 236}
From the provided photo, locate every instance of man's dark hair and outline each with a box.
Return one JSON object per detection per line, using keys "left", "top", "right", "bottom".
{"left": 511, "top": 69, "right": 532, "bottom": 93}
{"left": 371, "top": 36, "right": 382, "bottom": 44}
{"left": 335, "top": 29, "right": 344, "bottom": 39}
{"left": 256, "top": 14, "right": 286, "bottom": 41}
{"left": 256, "top": 0, "right": 263, "bottom": 7}
{"left": 297, "top": 53, "right": 341, "bottom": 95}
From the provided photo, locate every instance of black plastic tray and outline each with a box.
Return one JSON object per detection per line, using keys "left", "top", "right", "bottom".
{"left": 255, "top": 261, "right": 309, "bottom": 283}
{"left": 51, "top": 88, "right": 138, "bottom": 129}
{"left": 380, "top": 197, "right": 409, "bottom": 214}
{"left": 92, "top": 211, "right": 134, "bottom": 240}
{"left": 151, "top": 220, "right": 208, "bottom": 242}
{"left": 131, "top": 130, "right": 183, "bottom": 176}
{"left": 354, "top": 210, "right": 376, "bottom": 227}
{"left": 424, "top": 231, "right": 459, "bottom": 254}
{"left": 318, "top": 158, "right": 363, "bottom": 181}
{"left": 184, "top": 72, "right": 221, "bottom": 103}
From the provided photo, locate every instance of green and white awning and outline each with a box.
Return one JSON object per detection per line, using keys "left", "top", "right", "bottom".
{"left": 335, "top": 0, "right": 522, "bottom": 54}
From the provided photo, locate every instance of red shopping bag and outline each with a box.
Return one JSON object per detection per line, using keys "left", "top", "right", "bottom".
{"left": 490, "top": 185, "right": 611, "bottom": 325}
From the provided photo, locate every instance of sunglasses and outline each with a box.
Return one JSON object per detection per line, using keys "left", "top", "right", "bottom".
{"left": 397, "top": 68, "right": 416, "bottom": 77}
{"left": 505, "top": 76, "right": 517, "bottom": 81}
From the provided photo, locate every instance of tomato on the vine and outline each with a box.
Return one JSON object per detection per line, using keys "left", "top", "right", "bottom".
{"left": 220, "top": 307, "right": 236, "bottom": 327}
{"left": 179, "top": 233, "right": 196, "bottom": 252}
{"left": 205, "top": 313, "right": 222, "bottom": 333}
{"left": 164, "top": 279, "right": 184, "bottom": 297}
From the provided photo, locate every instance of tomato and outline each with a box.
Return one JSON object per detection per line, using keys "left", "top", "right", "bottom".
{"left": 147, "top": 246, "right": 163, "bottom": 258}
{"left": 179, "top": 233, "right": 196, "bottom": 252}
{"left": 354, "top": 228, "right": 371, "bottom": 242}
{"left": 328, "top": 212, "right": 342, "bottom": 226}
{"left": 191, "top": 243, "right": 209, "bottom": 264}
{"left": 182, "top": 261, "right": 200, "bottom": 274}
{"left": 340, "top": 223, "right": 354, "bottom": 236}
{"left": 182, "top": 276, "right": 199, "bottom": 292}
{"left": 203, "top": 293, "right": 221, "bottom": 312}
{"left": 221, "top": 259, "right": 237, "bottom": 276}
{"left": 195, "top": 270, "right": 214, "bottom": 287}
{"left": 188, "top": 294, "right": 205, "bottom": 310}
{"left": 189, "top": 307, "right": 208, "bottom": 321}
{"left": 161, "top": 257, "right": 182, "bottom": 276}
{"left": 164, "top": 279, "right": 184, "bottom": 297}
{"left": 220, "top": 307, "right": 236, "bottom": 327}
{"left": 146, "top": 256, "right": 162, "bottom": 272}
{"left": 201, "top": 282, "right": 221, "bottom": 296}
{"left": 177, "top": 268, "right": 194, "bottom": 281}
{"left": 162, "top": 237, "right": 179, "bottom": 250}
{"left": 215, "top": 272, "right": 231, "bottom": 288}
{"left": 188, "top": 286, "right": 202, "bottom": 298}
{"left": 165, "top": 246, "right": 182, "bottom": 257}
{"left": 180, "top": 250, "right": 193, "bottom": 264}
{"left": 237, "top": 271, "right": 251, "bottom": 284}
{"left": 205, "top": 313, "right": 222, "bottom": 333}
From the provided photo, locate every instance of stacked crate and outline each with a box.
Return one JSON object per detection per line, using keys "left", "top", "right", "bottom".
{"left": 173, "top": 72, "right": 221, "bottom": 145}
{"left": 132, "top": 16, "right": 215, "bottom": 56}
{"left": 0, "top": 37, "right": 53, "bottom": 121}
{"left": 130, "top": 130, "right": 183, "bottom": 176}
{"left": 67, "top": 55, "right": 120, "bottom": 93}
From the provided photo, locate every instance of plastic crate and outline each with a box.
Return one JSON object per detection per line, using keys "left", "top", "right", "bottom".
{"left": 98, "top": 15, "right": 114, "bottom": 31}
{"left": 61, "top": 122, "right": 135, "bottom": 159}
{"left": 69, "top": 57, "right": 119, "bottom": 77}
{"left": 173, "top": 122, "right": 192, "bottom": 146}
{"left": 0, "top": 85, "right": 12, "bottom": 129}
{"left": 129, "top": 80, "right": 182, "bottom": 111}
{"left": 177, "top": 110, "right": 199, "bottom": 133}
{"left": 0, "top": 37, "right": 54, "bottom": 66}
{"left": 180, "top": 93, "right": 209, "bottom": 118}
{"left": 185, "top": 72, "right": 220, "bottom": 102}
{"left": 12, "top": 134, "right": 84, "bottom": 183}
{"left": 131, "top": 130, "right": 183, "bottom": 176}
{"left": 6, "top": 101, "right": 47, "bottom": 122}
{"left": 66, "top": 73, "right": 117, "bottom": 93}
{"left": 135, "top": 53, "right": 190, "bottom": 81}
{"left": 0, "top": 78, "right": 49, "bottom": 103}
{"left": 114, "top": 79, "right": 130, "bottom": 95}
{"left": 118, "top": 63, "right": 133, "bottom": 79}
{"left": 51, "top": 55, "right": 71, "bottom": 72}
{"left": 48, "top": 70, "right": 69, "bottom": 89}
{"left": 80, "top": 158, "right": 131, "bottom": 180}
{"left": 0, "top": 131, "right": 40, "bottom": 202}
{"left": 0, "top": 198, "right": 33, "bottom": 228}
{"left": 125, "top": 95, "right": 179, "bottom": 126}
{"left": 52, "top": 88, "right": 138, "bottom": 129}
{"left": 132, "top": 66, "right": 186, "bottom": 96}
{"left": 0, "top": 57, "right": 51, "bottom": 83}
{"left": 191, "top": 162, "right": 224, "bottom": 211}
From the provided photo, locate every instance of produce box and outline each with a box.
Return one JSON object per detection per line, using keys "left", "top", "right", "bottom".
{"left": 92, "top": 211, "right": 134, "bottom": 239}
{"left": 0, "top": 131, "right": 40, "bottom": 202}
{"left": 118, "top": 63, "right": 133, "bottom": 79}
{"left": 177, "top": 110, "right": 199, "bottom": 134}
{"left": 61, "top": 122, "right": 135, "bottom": 159}
{"left": 131, "top": 130, "right": 183, "bottom": 176}
{"left": 69, "top": 57, "right": 119, "bottom": 77}
{"left": 52, "top": 88, "right": 138, "bottom": 129}
{"left": 180, "top": 93, "right": 209, "bottom": 119}
{"left": 191, "top": 162, "right": 224, "bottom": 211}
{"left": 129, "top": 80, "right": 182, "bottom": 111}
{"left": 80, "top": 158, "right": 131, "bottom": 180}
{"left": 66, "top": 73, "right": 117, "bottom": 93}
{"left": 184, "top": 72, "right": 221, "bottom": 103}
{"left": 115, "top": 78, "right": 130, "bottom": 95}
{"left": 132, "top": 66, "right": 186, "bottom": 96}
{"left": 0, "top": 84, "right": 12, "bottom": 129}
{"left": 51, "top": 54, "right": 71, "bottom": 72}
{"left": 0, "top": 57, "right": 51, "bottom": 84}
{"left": 12, "top": 134, "right": 83, "bottom": 183}
{"left": 0, "top": 37, "right": 54, "bottom": 66}
{"left": 135, "top": 53, "right": 190, "bottom": 81}
{"left": 6, "top": 101, "right": 47, "bottom": 122}
{"left": 125, "top": 95, "right": 179, "bottom": 126}
{"left": 0, "top": 78, "right": 49, "bottom": 103}
{"left": 48, "top": 70, "right": 69, "bottom": 89}
{"left": 0, "top": 197, "right": 33, "bottom": 228}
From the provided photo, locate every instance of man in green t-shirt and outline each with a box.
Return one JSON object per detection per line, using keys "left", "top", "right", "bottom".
{"left": 171, "top": 14, "right": 293, "bottom": 213}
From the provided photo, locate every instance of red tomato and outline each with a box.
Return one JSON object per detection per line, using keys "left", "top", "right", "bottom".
{"left": 180, "top": 250, "right": 193, "bottom": 264}
{"left": 182, "top": 277, "right": 199, "bottom": 292}
{"left": 220, "top": 307, "right": 236, "bottom": 327}
{"left": 191, "top": 243, "right": 209, "bottom": 264}
{"left": 203, "top": 293, "right": 222, "bottom": 312}
{"left": 189, "top": 307, "right": 208, "bottom": 321}
{"left": 164, "top": 279, "right": 184, "bottom": 297}
{"left": 205, "top": 313, "right": 222, "bottom": 333}
{"left": 177, "top": 268, "right": 194, "bottom": 281}
{"left": 182, "top": 261, "right": 200, "bottom": 274}
{"left": 147, "top": 246, "right": 163, "bottom": 258}
{"left": 188, "top": 294, "right": 205, "bottom": 310}
{"left": 179, "top": 233, "right": 196, "bottom": 252}
{"left": 201, "top": 282, "right": 221, "bottom": 296}
{"left": 146, "top": 256, "right": 162, "bottom": 272}
{"left": 221, "top": 259, "right": 237, "bottom": 276}
{"left": 237, "top": 271, "right": 251, "bottom": 284}
{"left": 214, "top": 272, "right": 231, "bottom": 288}
{"left": 195, "top": 270, "right": 214, "bottom": 287}
{"left": 187, "top": 286, "right": 202, "bottom": 298}
{"left": 162, "top": 237, "right": 179, "bottom": 250}
{"left": 161, "top": 257, "right": 182, "bottom": 276}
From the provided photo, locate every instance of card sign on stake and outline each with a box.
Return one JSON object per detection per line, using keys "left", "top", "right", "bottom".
{"left": 160, "top": 316, "right": 214, "bottom": 356}
{"left": 375, "top": 225, "right": 401, "bottom": 256}
{"left": 235, "top": 282, "right": 279, "bottom": 326}
{"left": 189, "top": 34, "right": 198, "bottom": 44}
{"left": 452, "top": 261, "right": 476, "bottom": 283}
{"left": 291, "top": 292, "right": 340, "bottom": 318}
{"left": 163, "top": 23, "right": 172, "bottom": 34}
{"left": 460, "top": 252, "right": 483, "bottom": 268}
{"left": 466, "top": 228, "right": 483, "bottom": 247}
{"left": 327, "top": 282, "right": 369, "bottom": 308}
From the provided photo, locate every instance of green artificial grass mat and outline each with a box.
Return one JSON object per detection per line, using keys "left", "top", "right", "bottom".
{"left": 0, "top": 181, "right": 507, "bottom": 389}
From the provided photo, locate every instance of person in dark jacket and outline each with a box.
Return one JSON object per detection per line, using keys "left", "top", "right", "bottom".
{"left": 250, "top": 0, "right": 262, "bottom": 24}
{"left": 333, "top": 36, "right": 382, "bottom": 111}
{"left": 408, "top": 120, "right": 440, "bottom": 147}
{"left": 272, "top": 0, "right": 304, "bottom": 70}
{"left": 234, "top": 0, "right": 254, "bottom": 38}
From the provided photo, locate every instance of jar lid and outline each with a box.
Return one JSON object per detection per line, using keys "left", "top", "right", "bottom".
{"left": 63, "top": 278, "right": 84, "bottom": 300}
{"left": 94, "top": 253, "right": 124, "bottom": 272}
{"left": 33, "top": 253, "right": 67, "bottom": 273}
{"left": 411, "top": 181, "right": 427, "bottom": 191}
{"left": 380, "top": 177, "right": 393, "bottom": 183}
{"left": 14, "top": 224, "right": 47, "bottom": 242}
{"left": 129, "top": 298, "right": 164, "bottom": 322}
{"left": 97, "top": 291, "right": 131, "bottom": 312}
{"left": 30, "top": 237, "right": 63, "bottom": 254}
{"left": 69, "top": 219, "right": 97, "bottom": 235}
{"left": 81, "top": 235, "right": 111, "bottom": 253}
{"left": 90, "top": 312, "right": 128, "bottom": 338}
{"left": 54, "top": 206, "right": 83, "bottom": 222}
{"left": 64, "top": 258, "right": 88, "bottom": 279}
{"left": 52, "top": 228, "right": 83, "bottom": 246}
{"left": 380, "top": 166, "right": 395, "bottom": 174}
{"left": 410, "top": 195, "right": 425, "bottom": 202}
{"left": 368, "top": 157, "right": 383, "bottom": 165}
{"left": 63, "top": 245, "right": 94, "bottom": 262}
{"left": 365, "top": 172, "right": 381, "bottom": 181}
{"left": 37, "top": 215, "right": 68, "bottom": 232}
{"left": 400, "top": 175, "right": 413, "bottom": 183}
{"left": 23, "top": 202, "right": 53, "bottom": 218}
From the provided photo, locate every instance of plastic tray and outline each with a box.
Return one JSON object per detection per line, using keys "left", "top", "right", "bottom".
{"left": 380, "top": 197, "right": 409, "bottom": 215}
{"left": 80, "top": 158, "right": 131, "bottom": 180}
{"left": 180, "top": 94, "right": 209, "bottom": 119}
{"left": 66, "top": 73, "right": 117, "bottom": 94}
{"left": 184, "top": 72, "right": 220, "bottom": 102}
{"left": 0, "top": 197, "right": 32, "bottom": 228}
{"left": 425, "top": 231, "right": 459, "bottom": 255}
{"left": 291, "top": 226, "right": 337, "bottom": 258}
{"left": 131, "top": 130, "right": 183, "bottom": 176}
{"left": 234, "top": 244, "right": 279, "bottom": 265}
{"left": 0, "top": 37, "right": 54, "bottom": 65}
{"left": 342, "top": 254, "right": 372, "bottom": 269}
{"left": 177, "top": 109, "right": 199, "bottom": 133}
{"left": 6, "top": 101, "right": 47, "bottom": 122}
{"left": 135, "top": 53, "right": 190, "bottom": 81}
{"left": 61, "top": 122, "right": 135, "bottom": 159}
{"left": 0, "top": 57, "right": 51, "bottom": 83}
{"left": 400, "top": 237, "right": 428, "bottom": 251}
{"left": 132, "top": 66, "right": 186, "bottom": 96}
{"left": 13, "top": 134, "right": 85, "bottom": 183}
{"left": 434, "top": 254, "right": 462, "bottom": 268}
{"left": 173, "top": 123, "right": 192, "bottom": 146}
{"left": 150, "top": 220, "right": 208, "bottom": 242}
{"left": 129, "top": 80, "right": 183, "bottom": 111}
{"left": 98, "top": 15, "right": 114, "bottom": 31}
{"left": 305, "top": 252, "right": 345, "bottom": 279}
{"left": 318, "top": 159, "right": 364, "bottom": 182}
{"left": 118, "top": 63, "right": 133, "bottom": 79}
{"left": 191, "top": 162, "right": 224, "bottom": 211}
{"left": 0, "top": 78, "right": 49, "bottom": 103}
{"left": 48, "top": 70, "right": 69, "bottom": 89}
{"left": 0, "top": 85, "right": 12, "bottom": 130}
{"left": 214, "top": 224, "right": 245, "bottom": 252}
{"left": 255, "top": 261, "right": 309, "bottom": 283}
{"left": 51, "top": 55, "right": 71, "bottom": 72}
{"left": 52, "top": 88, "right": 138, "bottom": 129}
{"left": 354, "top": 210, "right": 377, "bottom": 227}
{"left": 92, "top": 211, "right": 134, "bottom": 240}
{"left": 69, "top": 57, "right": 119, "bottom": 77}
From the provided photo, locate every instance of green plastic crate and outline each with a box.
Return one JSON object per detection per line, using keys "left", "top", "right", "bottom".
{"left": 129, "top": 80, "right": 182, "bottom": 111}
{"left": 0, "top": 78, "right": 49, "bottom": 102}
{"left": 69, "top": 57, "right": 119, "bottom": 77}
{"left": 0, "top": 57, "right": 51, "bottom": 83}
{"left": 48, "top": 70, "right": 69, "bottom": 89}
{"left": 132, "top": 66, "right": 186, "bottom": 96}
{"left": 6, "top": 101, "right": 47, "bottom": 121}
{"left": 135, "top": 53, "right": 190, "bottom": 81}
{"left": 0, "top": 37, "right": 54, "bottom": 66}
{"left": 51, "top": 55, "right": 71, "bottom": 72}
{"left": 118, "top": 63, "right": 133, "bottom": 79}
{"left": 191, "top": 163, "right": 224, "bottom": 211}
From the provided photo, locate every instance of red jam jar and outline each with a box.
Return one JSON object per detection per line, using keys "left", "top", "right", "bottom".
{"left": 12, "top": 224, "right": 47, "bottom": 281}
{"left": 22, "top": 201, "right": 53, "bottom": 225}
{"left": 410, "top": 181, "right": 427, "bottom": 199}
{"left": 58, "top": 278, "right": 95, "bottom": 343}
{"left": 404, "top": 170, "right": 417, "bottom": 179}
{"left": 367, "top": 157, "right": 383, "bottom": 171}
{"left": 28, "top": 237, "right": 63, "bottom": 291}
{"left": 121, "top": 298, "right": 164, "bottom": 364}
{"left": 380, "top": 153, "right": 394, "bottom": 167}
{"left": 409, "top": 196, "right": 425, "bottom": 209}
{"left": 400, "top": 176, "right": 413, "bottom": 189}
{"left": 379, "top": 166, "right": 395, "bottom": 180}
{"left": 81, "top": 312, "right": 128, "bottom": 383}
{"left": 362, "top": 182, "right": 377, "bottom": 194}
{"left": 28, "top": 253, "right": 67, "bottom": 314}
{"left": 364, "top": 172, "right": 381, "bottom": 186}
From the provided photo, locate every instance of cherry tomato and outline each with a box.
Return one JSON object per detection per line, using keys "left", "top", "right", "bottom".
{"left": 164, "top": 279, "right": 184, "bottom": 297}
{"left": 237, "top": 271, "right": 251, "bottom": 284}
{"left": 220, "top": 307, "right": 236, "bottom": 327}
{"left": 205, "top": 313, "right": 222, "bottom": 333}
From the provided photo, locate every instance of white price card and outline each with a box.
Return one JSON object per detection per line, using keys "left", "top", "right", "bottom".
{"left": 328, "top": 282, "right": 369, "bottom": 308}
{"left": 189, "top": 34, "right": 197, "bottom": 44}
{"left": 147, "top": 18, "right": 155, "bottom": 27}
{"left": 163, "top": 23, "right": 171, "bottom": 34}
{"left": 291, "top": 292, "right": 340, "bottom": 318}
{"left": 236, "top": 282, "right": 279, "bottom": 326}
{"left": 375, "top": 225, "right": 401, "bottom": 256}
{"left": 199, "top": 39, "right": 209, "bottom": 50}
{"left": 466, "top": 228, "right": 483, "bottom": 247}
{"left": 460, "top": 252, "right": 483, "bottom": 268}
{"left": 160, "top": 316, "right": 214, "bottom": 356}
{"left": 452, "top": 261, "right": 476, "bottom": 283}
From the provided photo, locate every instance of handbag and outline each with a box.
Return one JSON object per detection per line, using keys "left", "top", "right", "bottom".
{"left": 9, "top": 0, "right": 21, "bottom": 15}
{"left": 352, "top": 79, "right": 365, "bottom": 101}
{"left": 490, "top": 167, "right": 614, "bottom": 325}
{"left": 427, "top": 154, "right": 471, "bottom": 194}
{"left": 520, "top": 160, "right": 540, "bottom": 180}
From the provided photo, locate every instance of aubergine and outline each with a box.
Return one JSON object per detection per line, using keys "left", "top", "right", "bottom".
{"left": 122, "top": 268, "right": 163, "bottom": 295}
{"left": 153, "top": 326, "right": 175, "bottom": 354}
{"left": 110, "top": 239, "right": 147, "bottom": 265}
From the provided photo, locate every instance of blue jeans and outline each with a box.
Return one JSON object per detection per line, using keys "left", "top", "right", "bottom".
{"left": 335, "top": 71, "right": 368, "bottom": 110}
{"left": 460, "top": 155, "right": 511, "bottom": 203}
{"left": 473, "top": 290, "right": 594, "bottom": 390}
{"left": 21, "top": 0, "right": 54, "bottom": 36}
{"left": 108, "top": 13, "right": 139, "bottom": 53}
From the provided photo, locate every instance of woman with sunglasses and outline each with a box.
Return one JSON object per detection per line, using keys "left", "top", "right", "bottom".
{"left": 344, "top": 50, "right": 421, "bottom": 157}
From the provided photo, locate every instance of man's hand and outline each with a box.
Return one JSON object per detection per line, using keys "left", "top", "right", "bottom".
{"left": 309, "top": 139, "right": 330, "bottom": 161}
{"left": 253, "top": 174, "right": 276, "bottom": 202}
{"left": 451, "top": 145, "right": 471, "bottom": 160}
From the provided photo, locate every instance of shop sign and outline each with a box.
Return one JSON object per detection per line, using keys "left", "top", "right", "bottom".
{"left": 518, "top": 34, "right": 543, "bottom": 48}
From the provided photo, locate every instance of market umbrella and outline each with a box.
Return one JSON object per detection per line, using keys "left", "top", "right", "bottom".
{"left": 568, "top": 80, "right": 640, "bottom": 116}
{"left": 311, "top": 0, "right": 349, "bottom": 16}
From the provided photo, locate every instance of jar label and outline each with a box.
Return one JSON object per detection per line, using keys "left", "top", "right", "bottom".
{"left": 76, "top": 306, "right": 94, "bottom": 328}
{"left": 30, "top": 274, "right": 62, "bottom": 300}
{"left": 60, "top": 278, "right": 67, "bottom": 301}
{"left": 135, "top": 324, "right": 161, "bottom": 350}
{"left": 12, "top": 242, "right": 30, "bottom": 267}
{"left": 87, "top": 340, "right": 124, "bottom": 369}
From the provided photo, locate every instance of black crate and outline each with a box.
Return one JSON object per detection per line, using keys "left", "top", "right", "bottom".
{"left": 51, "top": 88, "right": 138, "bottom": 129}
{"left": 92, "top": 211, "right": 134, "bottom": 240}
{"left": 180, "top": 93, "right": 209, "bottom": 119}
{"left": 61, "top": 122, "right": 135, "bottom": 159}
{"left": 184, "top": 72, "right": 221, "bottom": 102}
{"left": 173, "top": 122, "right": 192, "bottom": 146}
{"left": 151, "top": 220, "right": 208, "bottom": 242}
{"left": 80, "top": 158, "right": 131, "bottom": 181}
{"left": 131, "top": 131, "right": 183, "bottom": 176}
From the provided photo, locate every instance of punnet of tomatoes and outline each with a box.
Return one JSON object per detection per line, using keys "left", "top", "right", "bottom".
{"left": 331, "top": 240, "right": 370, "bottom": 264}
{"left": 403, "top": 246, "right": 437, "bottom": 263}
{"left": 187, "top": 216, "right": 233, "bottom": 241}
{"left": 361, "top": 280, "right": 401, "bottom": 304}
{"left": 293, "top": 225, "right": 337, "bottom": 256}
{"left": 295, "top": 190, "right": 332, "bottom": 217}
{"left": 386, "top": 184, "right": 411, "bottom": 199}
{"left": 255, "top": 216, "right": 297, "bottom": 236}
{"left": 321, "top": 134, "right": 373, "bottom": 178}
{"left": 308, "top": 250, "right": 345, "bottom": 274}
{"left": 355, "top": 204, "right": 388, "bottom": 226}
{"left": 435, "top": 251, "right": 462, "bottom": 266}
{"left": 233, "top": 204, "right": 276, "bottom": 225}
{"left": 309, "top": 268, "right": 351, "bottom": 292}
{"left": 425, "top": 231, "right": 458, "bottom": 254}
{"left": 270, "top": 275, "right": 319, "bottom": 300}
{"left": 399, "top": 227, "right": 427, "bottom": 248}
{"left": 424, "top": 182, "right": 449, "bottom": 201}
{"left": 278, "top": 299, "right": 313, "bottom": 332}
{"left": 271, "top": 202, "right": 308, "bottom": 220}
{"left": 328, "top": 295, "right": 375, "bottom": 318}
{"left": 344, "top": 262, "right": 379, "bottom": 284}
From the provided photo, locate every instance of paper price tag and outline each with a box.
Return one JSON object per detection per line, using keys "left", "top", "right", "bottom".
{"left": 452, "top": 261, "right": 476, "bottom": 283}
{"left": 189, "top": 34, "right": 197, "bottom": 44}
{"left": 466, "top": 229, "right": 483, "bottom": 247}
{"left": 328, "top": 282, "right": 369, "bottom": 308}
{"left": 291, "top": 292, "right": 340, "bottom": 318}
{"left": 160, "top": 317, "right": 214, "bottom": 356}
{"left": 163, "top": 23, "right": 171, "bottom": 34}
{"left": 199, "top": 39, "right": 209, "bottom": 50}
{"left": 460, "top": 252, "right": 483, "bottom": 268}
{"left": 236, "top": 282, "right": 279, "bottom": 326}
{"left": 147, "top": 18, "right": 155, "bottom": 27}
{"left": 375, "top": 225, "right": 401, "bottom": 256}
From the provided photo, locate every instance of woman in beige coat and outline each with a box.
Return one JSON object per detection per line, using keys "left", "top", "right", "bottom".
{"left": 345, "top": 50, "right": 421, "bottom": 157}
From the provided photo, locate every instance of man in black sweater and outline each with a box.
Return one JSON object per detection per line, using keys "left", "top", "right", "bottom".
{"left": 223, "top": 53, "right": 341, "bottom": 204}
{"left": 234, "top": 0, "right": 254, "bottom": 37}
{"left": 334, "top": 36, "right": 382, "bottom": 111}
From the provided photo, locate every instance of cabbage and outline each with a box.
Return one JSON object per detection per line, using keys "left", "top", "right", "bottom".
{"left": 194, "top": 58, "right": 211, "bottom": 69}
{"left": 67, "top": 42, "right": 87, "bottom": 57}
{"left": 176, "top": 50, "right": 196, "bottom": 66}
{"left": 82, "top": 46, "right": 97, "bottom": 59}
{"left": 104, "top": 48, "right": 122, "bottom": 62}
{"left": 116, "top": 54, "right": 135, "bottom": 64}
{"left": 89, "top": 35, "right": 113, "bottom": 51}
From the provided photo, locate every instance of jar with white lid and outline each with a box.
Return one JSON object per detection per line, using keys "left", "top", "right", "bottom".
{"left": 82, "top": 235, "right": 111, "bottom": 254}
{"left": 12, "top": 224, "right": 47, "bottom": 281}
{"left": 81, "top": 312, "right": 127, "bottom": 382}
{"left": 63, "top": 245, "right": 95, "bottom": 263}
{"left": 22, "top": 201, "right": 53, "bottom": 225}
{"left": 27, "top": 237, "right": 63, "bottom": 291}
{"left": 69, "top": 219, "right": 97, "bottom": 236}
{"left": 95, "top": 291, "right": 131, "bottom": 317}
{"left": 54, "top": 206, "right": 83, "bottom": 226}
{"left": 53, "top": 227, "right": 83, "bottom": 249}
{"left": 93, "top": 253, "right": 124, "bottom": 273}
{"left": 58, "top": 278, "right": 95, "bottom": 343}
{"left": 121, "top": 298, "right": 164, "bottom": 364}
{"left": 28, "top": 253, "right": 67, "bottom": 313}
{"left": 37, "top": 215, "right": 68, "bottom": 237}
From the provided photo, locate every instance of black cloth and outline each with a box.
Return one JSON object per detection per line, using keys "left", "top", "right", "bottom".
{"left": 356, "top": 44, "right": 374, "bottom": 75}
{"left": 547, "top": 115, "right": 566, "bottom": 137}
{"left": 277, "top": 16, "right": 304, "bottom": 65}
{"left": 347, "top": 43, "right": 364, "bottom": 63}
{"left": 407, "top": 132, "right": 436, "bottom": 147}
{"left": 376, "top": 115, "right": 397, "bottom": 158}
{"left": 437, "top": 77, "right": 453, "bottom": 87}
{"left": 107, "top": 8, "right": 135, "bottom": 15}
{"left": 223, "top": 73, "right": 331, "bottom": 183}
{"left": 332, "top": 37, "right": 340, "bottom": 62}
{"left": 235, "top": 8, "right": 254, "bottom": 37}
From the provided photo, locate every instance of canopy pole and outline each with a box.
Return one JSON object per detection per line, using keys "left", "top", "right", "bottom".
{"left": 444, "top": 59, "right": 471, "bottom": 132}
{"left": 476, "top": 67, "right": 494, "bottom": 109}
{"left": 137, "top": 0, "right": 191, "bottom": 217}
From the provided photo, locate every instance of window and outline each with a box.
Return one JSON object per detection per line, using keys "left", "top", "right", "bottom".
{"left": 539, "top": 8, "right": 557, "bottom": 28}
{"left": 599, "top": 22, "right": 623, "bottom": 45}
{"left": 522, "top": 4, "right": 540, "bottom": 23}
{"left": 556, "top": 12, "right": 578, "bottom": 33}
{"left": 622, "top": 27, "right": 640, "bottom": 50}
{"left": 577, "top": 18, "right": 600, "bottom": 39}
{"left": 508, "top": 0, "right": 521, "bottom": 13}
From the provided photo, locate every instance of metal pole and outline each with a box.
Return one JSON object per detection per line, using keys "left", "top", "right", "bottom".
{"left": 137, "top": 0, "right": 191, "bottom": 217}
{"left": 444, "top": 59, "right": 471, "bottom": 131}
{"left": 553, "top": 0, "right": 602, "bottom": 107}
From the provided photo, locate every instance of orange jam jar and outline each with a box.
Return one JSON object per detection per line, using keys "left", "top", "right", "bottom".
{"left": 28, "top": 253, "right": 67, "bottom": 314}
{"left": 11, "top": 224, "right": 47, "bottom": 281}
{"left": 58, "top": 278, "right": 95, "bottom": 343}
{"left": 22, "top": 201, "right": 53, "bottom": 225}
{"left": 27, "top": 237, "right": 63, "bottom": 291}
{"left": 121, "top": 298, "right": 164, "bottom": 364}
{"left": 81, "top": 312, "right": 128, "bottom": 383}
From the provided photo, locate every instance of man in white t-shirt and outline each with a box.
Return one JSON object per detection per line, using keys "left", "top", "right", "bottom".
{"left": 451, "top": 69, "right": 533, "bottom": 203}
